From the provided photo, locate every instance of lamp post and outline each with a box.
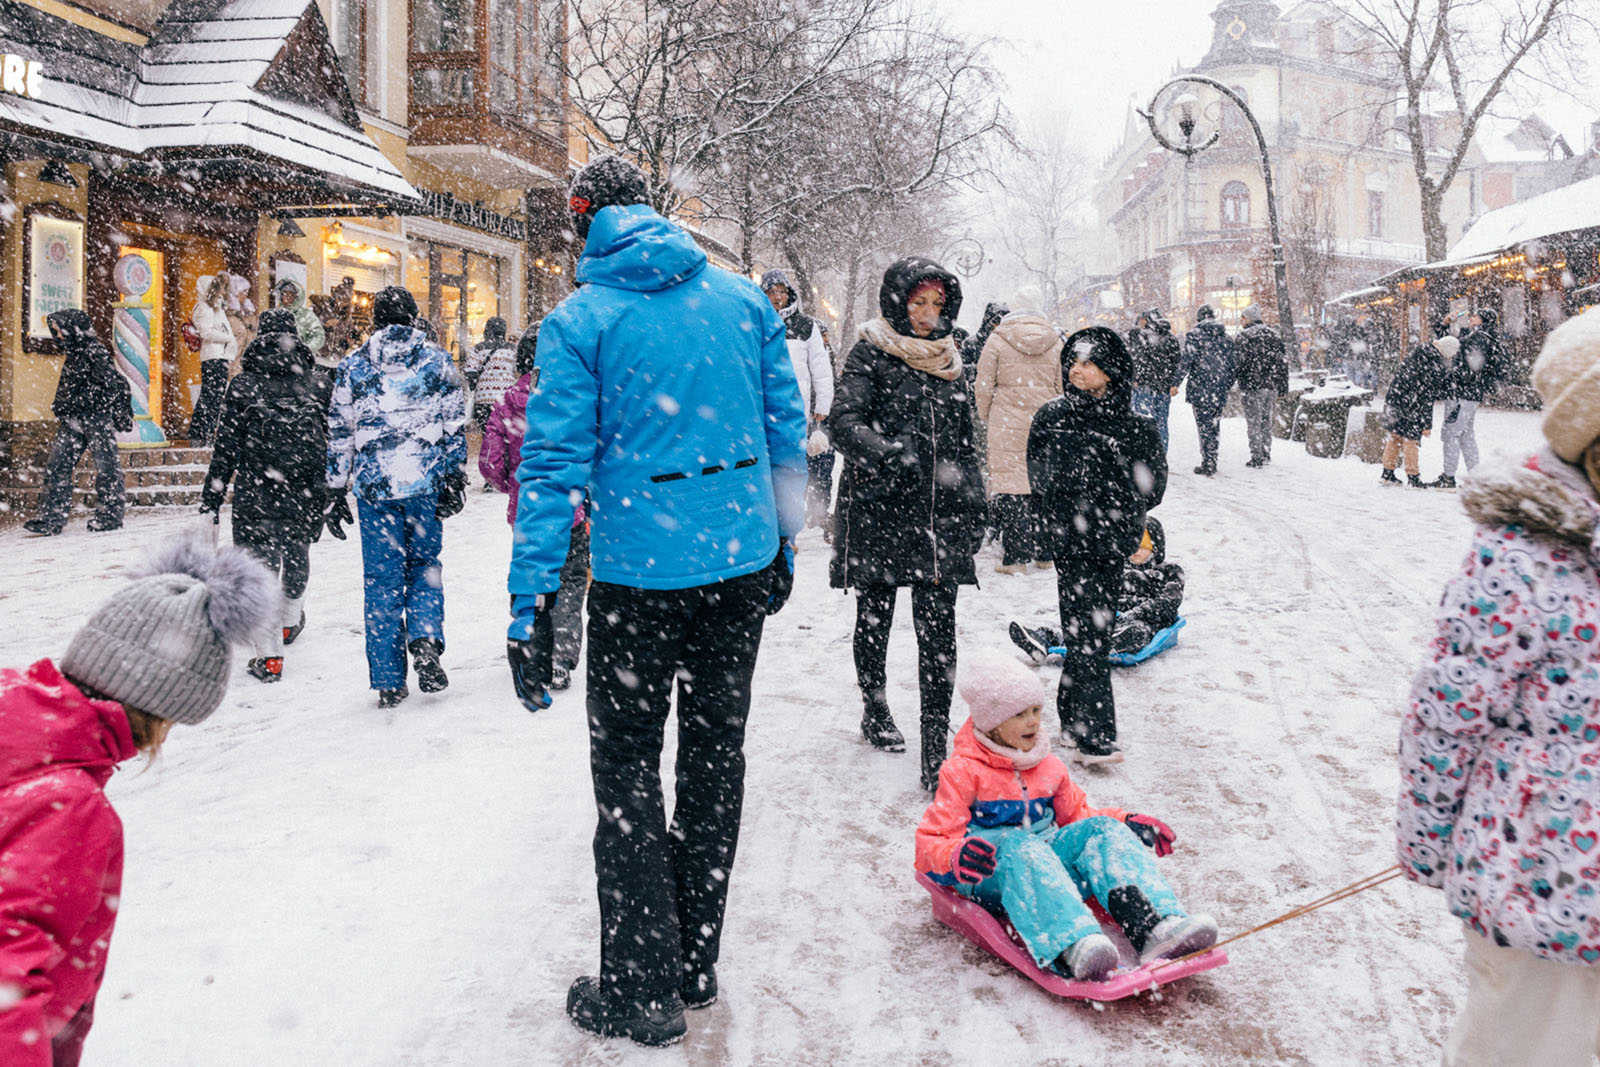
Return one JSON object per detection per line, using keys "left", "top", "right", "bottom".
{"left": 1137, "top": 75, "right": 1295, "bottom": 358}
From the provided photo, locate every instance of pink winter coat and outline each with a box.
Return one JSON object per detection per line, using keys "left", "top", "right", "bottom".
{"left": 0, "top": 660, "right": 137, "bottom": 1066}
{"left": 1396, "top": 452, "right": 1600, "bottom": 962}
{"left": 479, "top": 370, "right": 584, "bottom": 530}
{"left": 916, "top": 720, "right": 1125, "bottom": 882}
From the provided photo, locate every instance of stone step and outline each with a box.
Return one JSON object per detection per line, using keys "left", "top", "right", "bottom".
{"left": 4, "top": 483, "right": 208, "bottom": 513}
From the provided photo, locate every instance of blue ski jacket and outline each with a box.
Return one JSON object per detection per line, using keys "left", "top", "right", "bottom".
{"left": 509, "top": 204, "right": 808, "bottom": 599}
{"left": 326, "top": 324, "right": 468, "bottom": 501}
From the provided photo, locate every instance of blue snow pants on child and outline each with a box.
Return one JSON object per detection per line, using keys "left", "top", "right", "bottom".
{"left": 961, "top": 815, "right": 1186, "bottom": 969}
{"left": 357, "top": 494, "right": 445, "bottom": 689}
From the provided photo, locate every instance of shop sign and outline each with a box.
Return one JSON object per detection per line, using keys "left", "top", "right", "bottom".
{"left": 28, "top": 215, "right": 84, "bottom": 338}
{"left": 420, "top": 189, "right": 527, "bottom": 241}
{"left": 1, "top": 54, "right": 44, "bottom": 99}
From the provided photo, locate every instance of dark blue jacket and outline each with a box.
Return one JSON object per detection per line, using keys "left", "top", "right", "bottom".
{"left": 510, "top": 204, "right": 808, "bottom": 594}
{"left": 1178, "top": 320, "right": 1236, "bottom": 413}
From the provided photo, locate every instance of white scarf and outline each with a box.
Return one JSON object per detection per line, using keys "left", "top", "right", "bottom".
{"left": 975, "top": 726, "right": 1050, "bottom": 770}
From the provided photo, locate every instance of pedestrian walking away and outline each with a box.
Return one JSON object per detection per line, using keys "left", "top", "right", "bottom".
{"left": 0, "top": 534, "right": 275, "bottom": 1067}
{"left": 1396, "top": 310, "right": 1600, "bottom": 1067}
{"left": 1176, "top": 305, "right": 1235, "bottom": 475}
{"left": 1381, "top": 335, "right": 1453, "bottom": 489}
{"left": 324, "top": 285, "right": 468, "bottom": 707}
{"left": 1028, "top": 326, "right": 1166, "bottom": 763}
{"left": 974, "top": 287, "right": 1062, "bottom": 573}
{"left": 479, "top": 323, "right": 590, "bottom": 691}
{"left": 199, "top": 308, "right": 333, "bottom": 683}
{"left": 1433, "top": 308, "right": 1505, "bottom": 489}
{"left": 23, "top": 310, "right": 132, "bottom": 537}
{"left": 761, "top": 269, "right": 836, "bottom": 530}
{"left": 1128, "top": 308, "right": 1182, "bottom": 449}
{"left": 506, "top": 155, "right": 807, "bottom": 1048}
{"left": 1233, "top": 304, "right": 1289, "bottom": 468}
{"left": 463, "top": 316, "right": 517, "bottom": 430}
{"left": 830, "top": 256, "right": 987, "bottom": 791}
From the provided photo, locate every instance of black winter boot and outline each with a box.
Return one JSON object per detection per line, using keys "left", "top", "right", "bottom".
{"left": 409, "top": 638, "right": 448, "bottom": 692}
{"left": 378, "top": 685, "right": 409, "bottom": 708}
{"left": 1429, "top": 474, "right": 1457, "bottom": 490}
{"left": 1380, "top": 468, "right": 1401, "bottom": 485}
{"left": 920, "top": 716, "right": 949, "bottom": 792}
{"left": 861, "top": 690, "right": 905, "bottom": 752}
{"left": 566, "top": 976, "right": 686, "bottom": 1047}
{"left": 1407, "top": 473, "right": 1428, "bottom": 489}
{"left": 1104, "top": 885, "right": 1162, "bottom": 954}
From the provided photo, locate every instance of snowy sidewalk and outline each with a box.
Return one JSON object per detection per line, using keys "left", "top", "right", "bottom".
{"left": 0, "top": 408, "right": 1544, "bottom": 1065}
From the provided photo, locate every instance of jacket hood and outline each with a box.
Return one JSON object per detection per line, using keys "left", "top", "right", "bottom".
{"left": 276, "top": 277, "right": 309, "bottom": 310}
{"left": 46, "top": 308, "right": 95, "bottom": 342}
{"left": 1475, "top": 308, "right": 1498, "bottom": 331}
{"left": 878, "top": 256, "right": 963, "bottom": 340}
{"left": 364, "top": 324, "right": 437, "bottom": 371}
{"left": 951, "top": 718, "right": 1028, "bottom": 771}
{"left": 243, "top": 328, "right": 315, "bottom": 378}
{"left": 1143, "top": 514, "right": 1166, "bottom": 565}
{"left": 992, "top": 314, "right": 1061, "bottom": 358}
{"left": 576, "top": 204, "right": 708, "bottom": 292}
{"left": 482, "top": 317, "right": 507, "bottom": 343}
{"left": 1461, "top": 451, "right": 1600, "bottom": 558}
{"left": 0, "top": 660, "right": 137, "bottom": 788}
{"left": 981, "top": 301, "right": 1009, "bottom": 330}
{"left": 759, "top": 269, "right": 800, "bottom": 315}
{"left": 1062, "top": 326, "right": 1133, "bottom": 411}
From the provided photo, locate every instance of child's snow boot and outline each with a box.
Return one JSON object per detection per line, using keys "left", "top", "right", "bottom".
{"left": 1060, "top": 933, "right": 1119, "bottom": 981}
{"left": 378, "top": 685, "right": 409, "bottom": 708}
{"left": 247, "top": 657, "right": 283, "bottom": 683}
{"left": 1105, "top": 885, "right": 1162, "bottom": 954}
{"left": 1138, "top": 913, "right": 1219, "bottom": 964}
{"left": 282, "top": 598, "right": 306, "bottom": 645}
{"left": 566, "top": 975, "right": 687, "bottom": 1048}
{"left": 1009, "top": 621, "right": 1049, "bottom": 664}
{"left": 1407, "top": 473, "right": 1428, "bottom": 489}
{"left": 409, "top": 638, "right": 448, "bottom": 692}
{"left": 1380, "top": 468, "right": 1401, "bottom": 485}
{"left": 861, "top": 690, "right": 905, "bottom": 752}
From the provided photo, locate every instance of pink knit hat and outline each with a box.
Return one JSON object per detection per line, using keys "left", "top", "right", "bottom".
{"left": 958, "top": 647, "right": 1047, "bottom": 732}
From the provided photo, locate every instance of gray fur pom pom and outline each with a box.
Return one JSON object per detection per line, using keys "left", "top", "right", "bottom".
{"left": 134, "top": 533, "right": 280, "bottom": 645}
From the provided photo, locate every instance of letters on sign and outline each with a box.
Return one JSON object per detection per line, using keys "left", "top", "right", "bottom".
{"left": 0, "top": 54, "right": 43, "bottom": 98}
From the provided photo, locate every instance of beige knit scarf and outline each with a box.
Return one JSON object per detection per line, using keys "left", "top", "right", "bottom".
{"left": 858, "top": 317, "right": 963, "bottom": 381}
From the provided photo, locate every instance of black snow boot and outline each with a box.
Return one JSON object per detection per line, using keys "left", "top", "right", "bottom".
{"left": 920, "top": 716, "right": 949, "bottom": 792}
{"left": 409, "top": 638, "right": 448, "bottom": 692}
{"left": 1104, "top": 885, "right": 1162, "bottom": 955}
{"left": 1429, "top": 474, "right": 1457, "bottom": 490}
{"left": 1407, "top": 473, "right": 1428, "bottom": 489}
{"left": 378, "top": 685, "right": 409, "bottom": 708}
{"left": 1009, "top": 621, "right": 1050, "bottom": 664}
{"left": 681, "top": 965, "right": 717, "bottom": 1010}
{"left": 566, "top": 976, "right": 686, "bottom": 1048}
{"left": 283, "top": 608, "right": 306, "bottom": 645}
{"left": 861, "top": 690, "right": 905, "bottom": 752}
{"left": 1380, "top": 468, "right": 1401, "bottom": 485}
{"left": 22, "top": 518, "right": 63, "bottom": 536}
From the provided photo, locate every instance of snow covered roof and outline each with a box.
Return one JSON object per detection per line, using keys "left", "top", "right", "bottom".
{"left": 1472, "top": 114, "right": 1574, "bottom": 166}
{"left": 0, "top": 0, "right": 417, "bottom": 205}
{"left": 1445, "top": 173, "right": 1600, "bottom": 265}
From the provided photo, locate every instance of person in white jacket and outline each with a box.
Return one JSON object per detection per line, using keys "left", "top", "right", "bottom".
{"left": 761, "top": 269, "right": 834, "bottom": 527}
{"left": 189, "top": 273, "right": 238, "bottom": 445}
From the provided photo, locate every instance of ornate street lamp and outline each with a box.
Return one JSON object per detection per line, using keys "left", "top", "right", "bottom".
{"left": 1137, "top": 75, "right": 1296, "bottom": 357}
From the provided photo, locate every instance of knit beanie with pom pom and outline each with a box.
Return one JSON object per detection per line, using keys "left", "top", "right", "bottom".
{"left": 958, "top": 647, "right": 1047, "bottom": 733}
{"left": 62, "top": 534, "right": 278, "bottom": 723}
{"left": 1531, "top": 310, "right": 1600, "bottom": 463}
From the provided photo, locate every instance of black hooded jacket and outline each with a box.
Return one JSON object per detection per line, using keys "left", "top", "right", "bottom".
{"left": 202, "top": 315, "right": 334, "bottom": 539}
{"left": 1028, "top": 327, "right": 1167, "bottom": 562}
{"left": 1178, "top": 319, "right": 1236, "bottom": 412}
{"left": 1118, "top": 515, "right": 1185, "bottom": 630}
{"left": 48, "top": 310, "right": 133, "bottom": 430}
{"left": 961, "top": 301, "right": 1009, "bottom": 368}
{"left": 1130, "top": 319, "right": 1183, "bottom": 392}
{"left": 1235, "top": 322, "right": 1289, "bottom": 393}
{"left": 1384, "top": 342, "right": 1449, "bottom": 440}
{"left": 1452, "top": 311, "right": 1505, "bottom": 402}
{"left": 829, "top": 257, "right": 985, "bottom": 589}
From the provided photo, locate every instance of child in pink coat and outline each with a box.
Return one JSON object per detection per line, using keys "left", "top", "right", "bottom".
{"left": 0, "top": 536, "right": 273, "bottom": 1066}
{"left": 916, "top": 648, "right": 1216, "bottom": 980}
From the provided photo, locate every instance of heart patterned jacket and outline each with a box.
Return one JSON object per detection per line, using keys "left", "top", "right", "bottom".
{"left": 1397, "top": 450, "right": 1600, "bottom": 962}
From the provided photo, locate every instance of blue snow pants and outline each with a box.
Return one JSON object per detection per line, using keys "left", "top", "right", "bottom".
{"left": 961, "top": 815, "right": 1186, "bottom": 969}
{"left": 357, "top": 494, "right": 445, "bottom": 689}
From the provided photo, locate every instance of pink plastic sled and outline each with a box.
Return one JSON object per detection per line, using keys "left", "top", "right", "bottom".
{"left": 916, "top": 872, "right": 1228, "bottom": 1001}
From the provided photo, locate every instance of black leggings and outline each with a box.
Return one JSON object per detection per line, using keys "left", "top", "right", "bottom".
{"left": 1055, "top": 556, "right": 1120, "bottom": 753}
{"left": 853, "top": 583, "right": 958, "bottom": 727}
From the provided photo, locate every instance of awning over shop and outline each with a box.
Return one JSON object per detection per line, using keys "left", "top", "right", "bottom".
{"left": 0, "top": 0, "right": 418, "bottom": 209}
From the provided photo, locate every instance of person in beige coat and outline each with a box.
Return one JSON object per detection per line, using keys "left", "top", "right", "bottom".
{"left": 974, "top": 288, "right": 1063, "bottom": 573}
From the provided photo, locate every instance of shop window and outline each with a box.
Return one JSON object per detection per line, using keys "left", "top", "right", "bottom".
{"left": 334, "top": 0, "right": 379, "bottom": 110}
{"left": 1220, "top": 181, "right": 1251, "bottom": 229}
{"left": 415, "top": 0, "right": 475, "bottom": 52}
{"left": 1367, "top": 191, "right": 1384, "bottom": 237}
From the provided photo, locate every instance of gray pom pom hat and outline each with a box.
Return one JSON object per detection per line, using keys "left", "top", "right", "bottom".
{"left": 61, "top": 535, "right": 279, "bottom": 724}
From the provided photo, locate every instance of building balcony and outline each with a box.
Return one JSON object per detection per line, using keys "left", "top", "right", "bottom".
{"left": 407, "top": 106, "right": 567, "bottom": 187}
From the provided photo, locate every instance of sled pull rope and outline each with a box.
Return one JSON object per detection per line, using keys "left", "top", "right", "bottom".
{"left": 1151, "top": 865, "right": 1404, "bottom": 973}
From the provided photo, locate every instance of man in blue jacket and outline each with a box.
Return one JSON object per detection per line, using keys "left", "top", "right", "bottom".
{"left": 506, "top": 156, "right": 808, "bottom": 1047}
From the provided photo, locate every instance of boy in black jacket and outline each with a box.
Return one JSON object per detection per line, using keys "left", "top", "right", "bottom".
{"left": 24, "top": 311, "right": 133, "bottom": 536}
{"left": 1027, "top": 327, "right": 1166, "bottom": 764}
{"left": 199, "top": 309, "right": 333, "bottom": 681}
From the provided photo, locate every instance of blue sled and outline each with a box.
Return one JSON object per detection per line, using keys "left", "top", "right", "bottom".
{"left": 1049, "top": 617, "right": 1187, "bottom": 668}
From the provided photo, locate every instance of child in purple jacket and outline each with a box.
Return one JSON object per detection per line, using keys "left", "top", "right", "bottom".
{"left": 479, "top": 325, "right": 589, "bottom": 690}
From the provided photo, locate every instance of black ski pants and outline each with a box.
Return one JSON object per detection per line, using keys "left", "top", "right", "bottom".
{"left": 852, "top": 582, "right": 958, "bottom": 730}
{"left": 38, "top": 416, "right": 123, "bottom": 526}
{"left": 584, "top": 569, "right": 769, "bottom": 1009}
{"left": 992, "top": 493, "right": 1049, "bottom": 566}
{"left": 1193, "top": 404, "right": 1222, "bottom": 471}
{"left": 1055, "top": 554, "right": 1120, "bottom": 755}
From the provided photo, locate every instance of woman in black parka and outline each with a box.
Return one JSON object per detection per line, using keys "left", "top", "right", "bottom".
{"left": 1028, "top": 326, "right": 1166, "bottom": 764}
{"left": 199, "top": 308, "right": 333, "bottom": 681}
{"left": 830, "top": 257, "right": 986, "bottom": 790}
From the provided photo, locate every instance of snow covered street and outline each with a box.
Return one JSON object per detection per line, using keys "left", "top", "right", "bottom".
{"left": 0, "top": 409, "right": 1546, "bottom": 1066}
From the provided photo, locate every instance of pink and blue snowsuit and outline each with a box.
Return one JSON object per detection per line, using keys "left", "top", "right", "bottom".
{"left": 916, "top": 720, "right": 1188, "bottom": 969}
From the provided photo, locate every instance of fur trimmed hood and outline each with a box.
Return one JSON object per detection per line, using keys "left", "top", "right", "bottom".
{"left": 1461, "top": 449, "right": 1600, "bottom": 557}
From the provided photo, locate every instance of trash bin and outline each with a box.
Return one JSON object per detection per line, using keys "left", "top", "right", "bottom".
{"left": 1342, "top": 406, "right": 1387, "bottom": 463}
{"left": 1297, "top": 389, "right": 1374, "bottom": 458}
{"left": 1274, "top": 388, "right": 1309, "bottom": 439}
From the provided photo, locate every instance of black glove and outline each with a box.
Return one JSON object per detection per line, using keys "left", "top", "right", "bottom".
{"left": 508, "top": 593, "right": 556, "bottom": 712}
{"left": 765, "top": 539, "right": 794, "bottom": 615}
{"left": 198, "top": 501, "right": 220, "bottom": 522}
{"left": 323, "top": 492, "right": 354, "bottom": 541}
{"left": 436, "top": 469, "right": 467, "bottom": 520}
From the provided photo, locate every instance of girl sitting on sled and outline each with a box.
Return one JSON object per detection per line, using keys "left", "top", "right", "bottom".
{"left": 915, "top": 648, "right": 1217, "bottom": 980}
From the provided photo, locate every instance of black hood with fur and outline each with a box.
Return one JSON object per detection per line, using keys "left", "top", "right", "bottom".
{"left": 878, "top": 257, "right": 963, "bottom": 340}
